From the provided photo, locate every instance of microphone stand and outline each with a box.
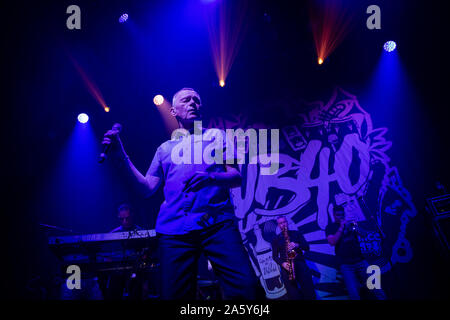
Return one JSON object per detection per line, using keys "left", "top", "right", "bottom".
{"left": 39, "top": 223, "right": 75, "bottom": 234}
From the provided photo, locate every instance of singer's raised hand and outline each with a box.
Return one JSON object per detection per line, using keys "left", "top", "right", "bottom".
{"left": 101, "top": 128, "right": 126, "bottom": 159}
{"left": 102, "top": 129, "right": 118, "bottom": 145}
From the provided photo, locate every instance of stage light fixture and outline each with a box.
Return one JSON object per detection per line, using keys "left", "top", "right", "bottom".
{"left": 219, "top": 80, "right": 225, "bottom": 87}
{"left": 318, "top": 58, "right": 324, "bottom": 65}
{"left": 384, "top": 41, "right": 397, "bottom": 52}
{"left": 78, "top": 113, "right": 89, "bottom": 123}
{"left": 119, "top": 13, "right": 129, "bottom": 23}
{"left": 104, "top": 106, "right": 110, "bottom": 112}
{"left": 153, "top": 95, "right": 164, "bottom": 106}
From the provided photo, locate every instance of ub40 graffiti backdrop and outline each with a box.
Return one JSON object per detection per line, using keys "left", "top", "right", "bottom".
{"left": 206, "top": 88, "right": 418, "bottom": 299}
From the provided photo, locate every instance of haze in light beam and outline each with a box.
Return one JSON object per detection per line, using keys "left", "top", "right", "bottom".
{"left": 69, "top": 55, "right": 109, "bottom": 111}
{"left": 204, "top": 0, "right": 250, "bottom": 86}
{"left": 155, "top": 100, "right": 179, "bottom": 137}
{"left": 309, "top": 0, "right": 353, "bottom": 64}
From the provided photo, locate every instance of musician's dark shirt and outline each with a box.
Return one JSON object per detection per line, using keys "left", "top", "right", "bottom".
{"left": 271, "top": 230, "right": 310, "bottom": 266}
{"left": 325, "top": 222, "right": 364, "bottom": 265}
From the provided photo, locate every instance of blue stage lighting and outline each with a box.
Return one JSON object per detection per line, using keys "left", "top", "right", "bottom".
{"left": 384, "top": 41, "right": 397, "bottom": 52}
{"left": 119, "top": 13, "right": 129, "bottom": 23}
{"left": 78, "top": 113, "right": 89, "bottom": 124}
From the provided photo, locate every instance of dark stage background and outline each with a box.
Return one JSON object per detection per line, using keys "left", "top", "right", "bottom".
{"left": 2, "top": 0, "right": 449, "bottom": 299}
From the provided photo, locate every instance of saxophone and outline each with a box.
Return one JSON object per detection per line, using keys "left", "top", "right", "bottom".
{"left": 282, "top": 227, "right": 297, "bottom": 281}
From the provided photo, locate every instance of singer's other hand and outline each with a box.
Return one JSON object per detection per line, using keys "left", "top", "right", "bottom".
{"left": 183, "top": 171, "right": 213, "bottom": 192}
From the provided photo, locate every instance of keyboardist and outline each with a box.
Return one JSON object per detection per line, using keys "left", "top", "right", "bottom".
{"left": 103, "top": 203, "right": 144, "bottom": 299}
{"left": 110, "top": 203, "right": 142, "bottom": 233}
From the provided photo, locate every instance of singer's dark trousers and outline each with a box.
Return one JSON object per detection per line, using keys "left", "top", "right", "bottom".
{"left": 157, "top": 219, "right": 260, "bottom": 300}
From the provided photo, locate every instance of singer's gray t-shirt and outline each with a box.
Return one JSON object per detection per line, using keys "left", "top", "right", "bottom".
{"left": 146, "top": 129, "right": 236, "bottom": 235}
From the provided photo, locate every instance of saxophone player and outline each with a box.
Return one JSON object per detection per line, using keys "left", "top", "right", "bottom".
{"left": 271, "top": 216, "right": 317, "bottom": 300}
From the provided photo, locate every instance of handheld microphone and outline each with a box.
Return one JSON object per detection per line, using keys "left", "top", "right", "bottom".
{"left": 99, "top": 123, "right": 122, "bottom": 163}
